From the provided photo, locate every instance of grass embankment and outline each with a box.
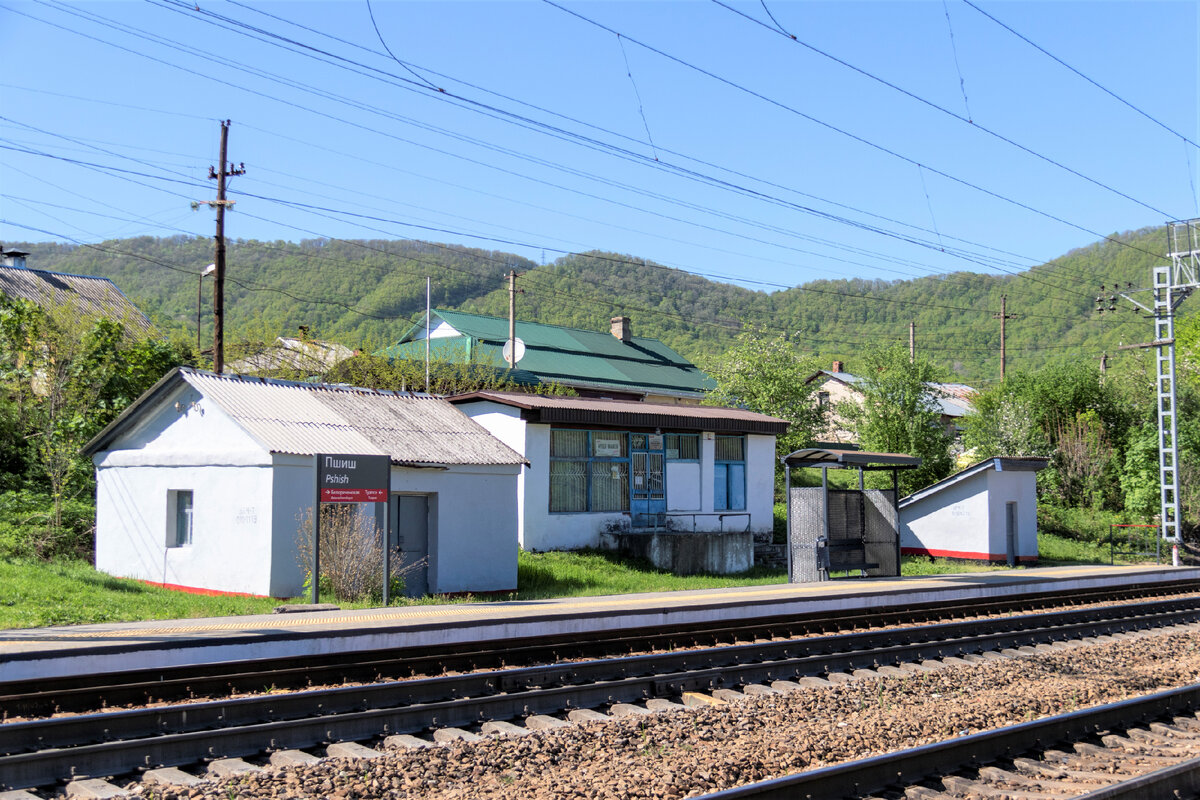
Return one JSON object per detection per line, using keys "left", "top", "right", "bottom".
{"left": 0, "top": 533, "right": 1165, "bottom": 629}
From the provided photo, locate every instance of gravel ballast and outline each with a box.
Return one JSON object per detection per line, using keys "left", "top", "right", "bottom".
{"left": 134, "top": 628, "right": 1200, "bottom": 800}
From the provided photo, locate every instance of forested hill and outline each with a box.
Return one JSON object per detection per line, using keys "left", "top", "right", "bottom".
{"left": 11, "top": 226, "right": 1180, "bottom": 383}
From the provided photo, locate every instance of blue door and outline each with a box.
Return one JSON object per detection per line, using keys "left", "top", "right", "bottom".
{"left": 631, "top": 433, "right": 666, "bottom": 528}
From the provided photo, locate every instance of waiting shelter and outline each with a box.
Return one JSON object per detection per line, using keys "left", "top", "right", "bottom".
{"left": 781, "top": 448, "right": 922, "bottom": 582}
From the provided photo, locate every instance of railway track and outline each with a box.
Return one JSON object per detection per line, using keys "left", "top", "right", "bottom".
{"left": 698, "top": 684, "right": 1200, "bottom": 799}
{"left": 4, "top": 581, "right": 1199, "bottom": 719}
{"left": 4, "top": 594, "right": 1200, "bottom": 794}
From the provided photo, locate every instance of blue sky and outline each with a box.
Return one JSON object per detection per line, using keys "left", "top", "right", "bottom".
{"left": 1, "top": 0, "right": 1197, "bottom": 293}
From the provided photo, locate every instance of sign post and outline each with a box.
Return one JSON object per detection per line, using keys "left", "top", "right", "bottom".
{"left": 313, "top": 453, "right": 391, "bottom": 605}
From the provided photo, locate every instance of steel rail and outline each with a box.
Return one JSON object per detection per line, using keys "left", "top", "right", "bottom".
{"left": 695, "top": 685, "right": 1200, "bottom": 799}
{"left": 2, "top": 598, "right": 1200, "bottom": 790}
{"left": 3, "top": 581, "right": 1198, "bottom": 719}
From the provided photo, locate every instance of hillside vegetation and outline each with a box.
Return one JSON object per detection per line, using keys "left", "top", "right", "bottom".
{"left": 12, "top": 226, "right": 1183, "bottom": 382}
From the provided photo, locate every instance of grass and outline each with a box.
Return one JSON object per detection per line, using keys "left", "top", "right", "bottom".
{"left": 0, "top": 558, "right": 282, "bottom": 628}
{"left": 512, "top": 548, "right": 785, "bottom": 600}
{"left": 0, "top": 527, "right": 1167, "bottom": 629}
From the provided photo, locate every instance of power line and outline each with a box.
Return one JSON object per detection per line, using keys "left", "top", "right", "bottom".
{"left": 712, "top": 0, "right": 1175, "bottom": 219}
{"left": 961, "top": 0, "right": 1200, "bottom": 153}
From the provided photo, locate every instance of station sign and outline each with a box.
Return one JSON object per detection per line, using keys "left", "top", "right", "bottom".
{"left": 317, "top": 453, "right": 389, "bottom": 503}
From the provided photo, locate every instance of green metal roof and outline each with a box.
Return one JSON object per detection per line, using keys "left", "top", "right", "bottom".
{"left": 385, "top": 309, "right": 714, "bottom": 396}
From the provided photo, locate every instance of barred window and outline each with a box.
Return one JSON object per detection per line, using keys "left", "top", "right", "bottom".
{"left": 549, "top": 430, "right": 629, "bottom": 513}
{"left": 714, "top": 436, "right": 746, "bottom": 511}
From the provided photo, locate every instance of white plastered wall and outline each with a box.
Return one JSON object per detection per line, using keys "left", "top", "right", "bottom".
{"left": 899, "top": 466, "right": 1039, "bottom": 562}
{"left": 93, "top": 383, "right": 278, "bottom": 595}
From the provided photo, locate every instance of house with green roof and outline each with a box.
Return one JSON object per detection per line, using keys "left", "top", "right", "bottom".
{"left": 385, "top": 310, "right": 715, "bottom": 403}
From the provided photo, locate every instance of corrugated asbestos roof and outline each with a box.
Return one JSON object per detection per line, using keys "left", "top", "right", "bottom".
{"left": 85, "top": 368, "right": 525, "bottom": 466}
{"left": 386, "top": 310, "right": 715, "bottom": 396}
{"left": 899, "top": 457, "right": 1048, "bottom": 506}
{"left": 449, "top": 391, "right": 789, "bottom": 436}
{"left": 0, "top": 266, "right": 152, "bottom": 332}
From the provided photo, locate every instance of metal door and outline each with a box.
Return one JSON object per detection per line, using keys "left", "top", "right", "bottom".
{"left": 630, "top": 433, "right": 665, "bottom": 528}
{"left": 391, "top": 494, "right": 429, "bottom": 597}
{"left": 1006, "top": 501, "right": 1017, "bottom": 567}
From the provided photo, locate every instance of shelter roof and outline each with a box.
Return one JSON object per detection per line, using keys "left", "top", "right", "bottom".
{"left": 387, "top": 309, "right": 714, "bottom": 397}
{"left": 449, "top": 390, "right": 789, "bottom": 436}
{"left": 899, "top": 456, "right": 1049, "bottom": 506}
{"left": 85, "top": 368, "right": 526, "bottom": 467}
{"left": 0, "top": 265, "right": 152, "bottom": 332}
{"left": 781, "top": 447, "right": 922, "bottom": 469}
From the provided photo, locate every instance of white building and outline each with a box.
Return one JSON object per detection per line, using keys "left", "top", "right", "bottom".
{"left": 899, "top": 457, "right": 1048, "bottom": 565}
{"left": 84, "top": 368, "right": 526, "bottom": 598}
{"left": 448, "top": 391, "right": 788, "bottom": 552}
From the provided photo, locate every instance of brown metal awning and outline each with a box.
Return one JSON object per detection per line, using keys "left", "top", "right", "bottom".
{"left": 781, "top": 448, "right": 922, "bottom": 470}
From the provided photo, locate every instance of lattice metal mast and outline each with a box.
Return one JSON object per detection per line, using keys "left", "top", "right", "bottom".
{"left": 1101, "top": 219, "right": 1199, "bottom": 550}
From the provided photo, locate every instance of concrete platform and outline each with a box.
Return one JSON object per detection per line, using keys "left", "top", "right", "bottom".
{"left": 2, "top": 564, "right": 1198, "bottom": 683}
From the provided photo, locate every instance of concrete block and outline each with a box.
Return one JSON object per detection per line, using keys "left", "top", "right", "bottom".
{"left": 270, "top": 750, "right": 322, "bottom": 767}
{"left": 326, "top": 742, "right": 383, "bottom": 760}
{"left": 742, "top": 684, "right": 780, "bottom": 696}
{"left": 940, "top": 657, "right": 972, "bottom": 667}
{"left": 682, "top": 691, "right": 725, "bottom": 707}
{"left": 0, "top": 791, "right": 43, "bottom": 800}
{"left": 851, "top": 669, "right": 882, "bottom": 679}
{"left": 960, "top": 654, "right": 988, "bottom": 664}
{"left": 645, "top": 698, "right": 686, "bottom": 710}
{"left": 525, "top": 714, "right": 570, "bottom": 730}
{"left": 65, "top": 779, "right": 128, "bottom": 799}
{"left": 825, "top": 672, "right": 857, "bottom": 684}
{"left": 918, "top": 659, "right": 947, "bottom": 671}
{"left": 797, "top": 676, "right": 835, "bottom": 688}
{"left": 384, "top": 734, "right": 433, "bottom": 749}
{"left": 207, "top": 758, "right": 263, "bottom": 778}
{"left": 432, "top": 727, "right": 482, "bottom": 743}
{"left": 143, "top": 767, "right": 204, "bottom": 787}
{"left": 481, "top": 720, "right": 531, "bottom": 736}
{"left": 567, "top": 708, "right": 610, "bottom": 724}
{"left": 711, "top": 688, "right": 747, "bottom": 702}
{"left": 769, "top": 680, "right": 803, "bottom": 693}
{"left": 978, "top": 650, "right": 1010, "bottom": 660}
{"left": 896, "top": 662, "right": 933, "bottom": 674}
{"left": 609, "top": 703, "right": 653, "bottom": 717}
{"left": 875, "top": 665, "right": 909, "bottom": 676}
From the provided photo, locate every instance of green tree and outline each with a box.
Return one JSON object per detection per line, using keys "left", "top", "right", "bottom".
{"left": 0, "top": 297, "right": 187, "bottom": 553}
{"left": 697, "top": 333, "right": 825, "bottom": 460}
{"left": 840, "top": 344, "right": 954, "bottom": 495}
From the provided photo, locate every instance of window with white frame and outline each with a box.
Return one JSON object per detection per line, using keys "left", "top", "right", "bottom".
{"left": 713, "top": 435, "right": 746, "bottom": 511}
{"left": 168, "top": 490, "right": 193, "bottom": 547}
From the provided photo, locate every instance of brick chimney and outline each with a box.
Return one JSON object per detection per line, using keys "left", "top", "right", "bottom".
{"left": 611, "top": 316, "right": 631, "bottom": 343}
{"left": 831, "top": 360, "right": 844, "bottom": 373}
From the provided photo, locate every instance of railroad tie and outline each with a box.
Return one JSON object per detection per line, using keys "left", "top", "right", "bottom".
{"left": 682, "top": 692, "right": 725, "bottom": 707}
{"left": 742, "top": 684, "right": 781, "bottom": 696}
{"left": 645, "top": 698, "right": 686, "bottom": 711}
{"left": 942, "top": 773, "right": 1061, "bottom": 798}
{"left": 608, "top": 703, "right": 653, "bottom": 717}
{"left": 143, "top": 766, "right": 205, "bottom": 787}
{"left": 207, "top": 758, "right": 263, "bottom": 778}
{"left": 326, "top": 742, "right": 383, "bottom": 760}
{"left": 978, "top": 765, "right": 1105, "bottom": 793}
{"left": 383, "top": 733, "right": 434, "bottom": 749}
{"left": 711, "top": 688, "right": 748, "bottom": 702}
{"left": 768, "top": 680, "right": 804, "bottom": 693}
{"left": 567, "top": 708, "right": 611, "bottom": 724}
{"left": 480, "top": 720, "right": 532, "bottom": 736}
{"left": 64, "top": 778, "right": 130, "bottom": 799}
{"left": 0, "top": 790, "right": 42, "bottom": 800}
{"left": 525, "top": 714, "right": 571, "bottom": 730}
{"left": 432, "top": 727, "right": 483, "bottom": 743}
{"left": 270, "top": 750, "right": 323, "bottom": 767}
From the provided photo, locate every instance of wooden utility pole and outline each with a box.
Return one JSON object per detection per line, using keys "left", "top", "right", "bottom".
{"left": 207, "top": 120, "right": 245, "bottom": 374}
{"left": 908, "top": 320, "right": 915, "bottom": 363}
{"left": 507, "top": 269, "right": 517, "bottom": 369}
{"left": 993, "top": 295, "right": 1018, "bottom": 381}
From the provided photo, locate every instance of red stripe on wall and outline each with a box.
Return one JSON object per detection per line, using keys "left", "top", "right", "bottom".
{"left": 138, "top": 580, "right": 270, "bottom": 599}
{"left": 901, "top": 546, "right": 1037, "bottom": 563}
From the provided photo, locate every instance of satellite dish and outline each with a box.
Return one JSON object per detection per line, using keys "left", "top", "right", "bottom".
{"left": 502, "top": 337, "right": 526, "bottom": 365}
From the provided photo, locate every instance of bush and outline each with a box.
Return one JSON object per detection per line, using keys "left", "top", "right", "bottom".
{"left": 0, "top": 490, "right": 94, "bottom": 560}
{"left": 295, "top": 504, "right": 413, "bottom": 603}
